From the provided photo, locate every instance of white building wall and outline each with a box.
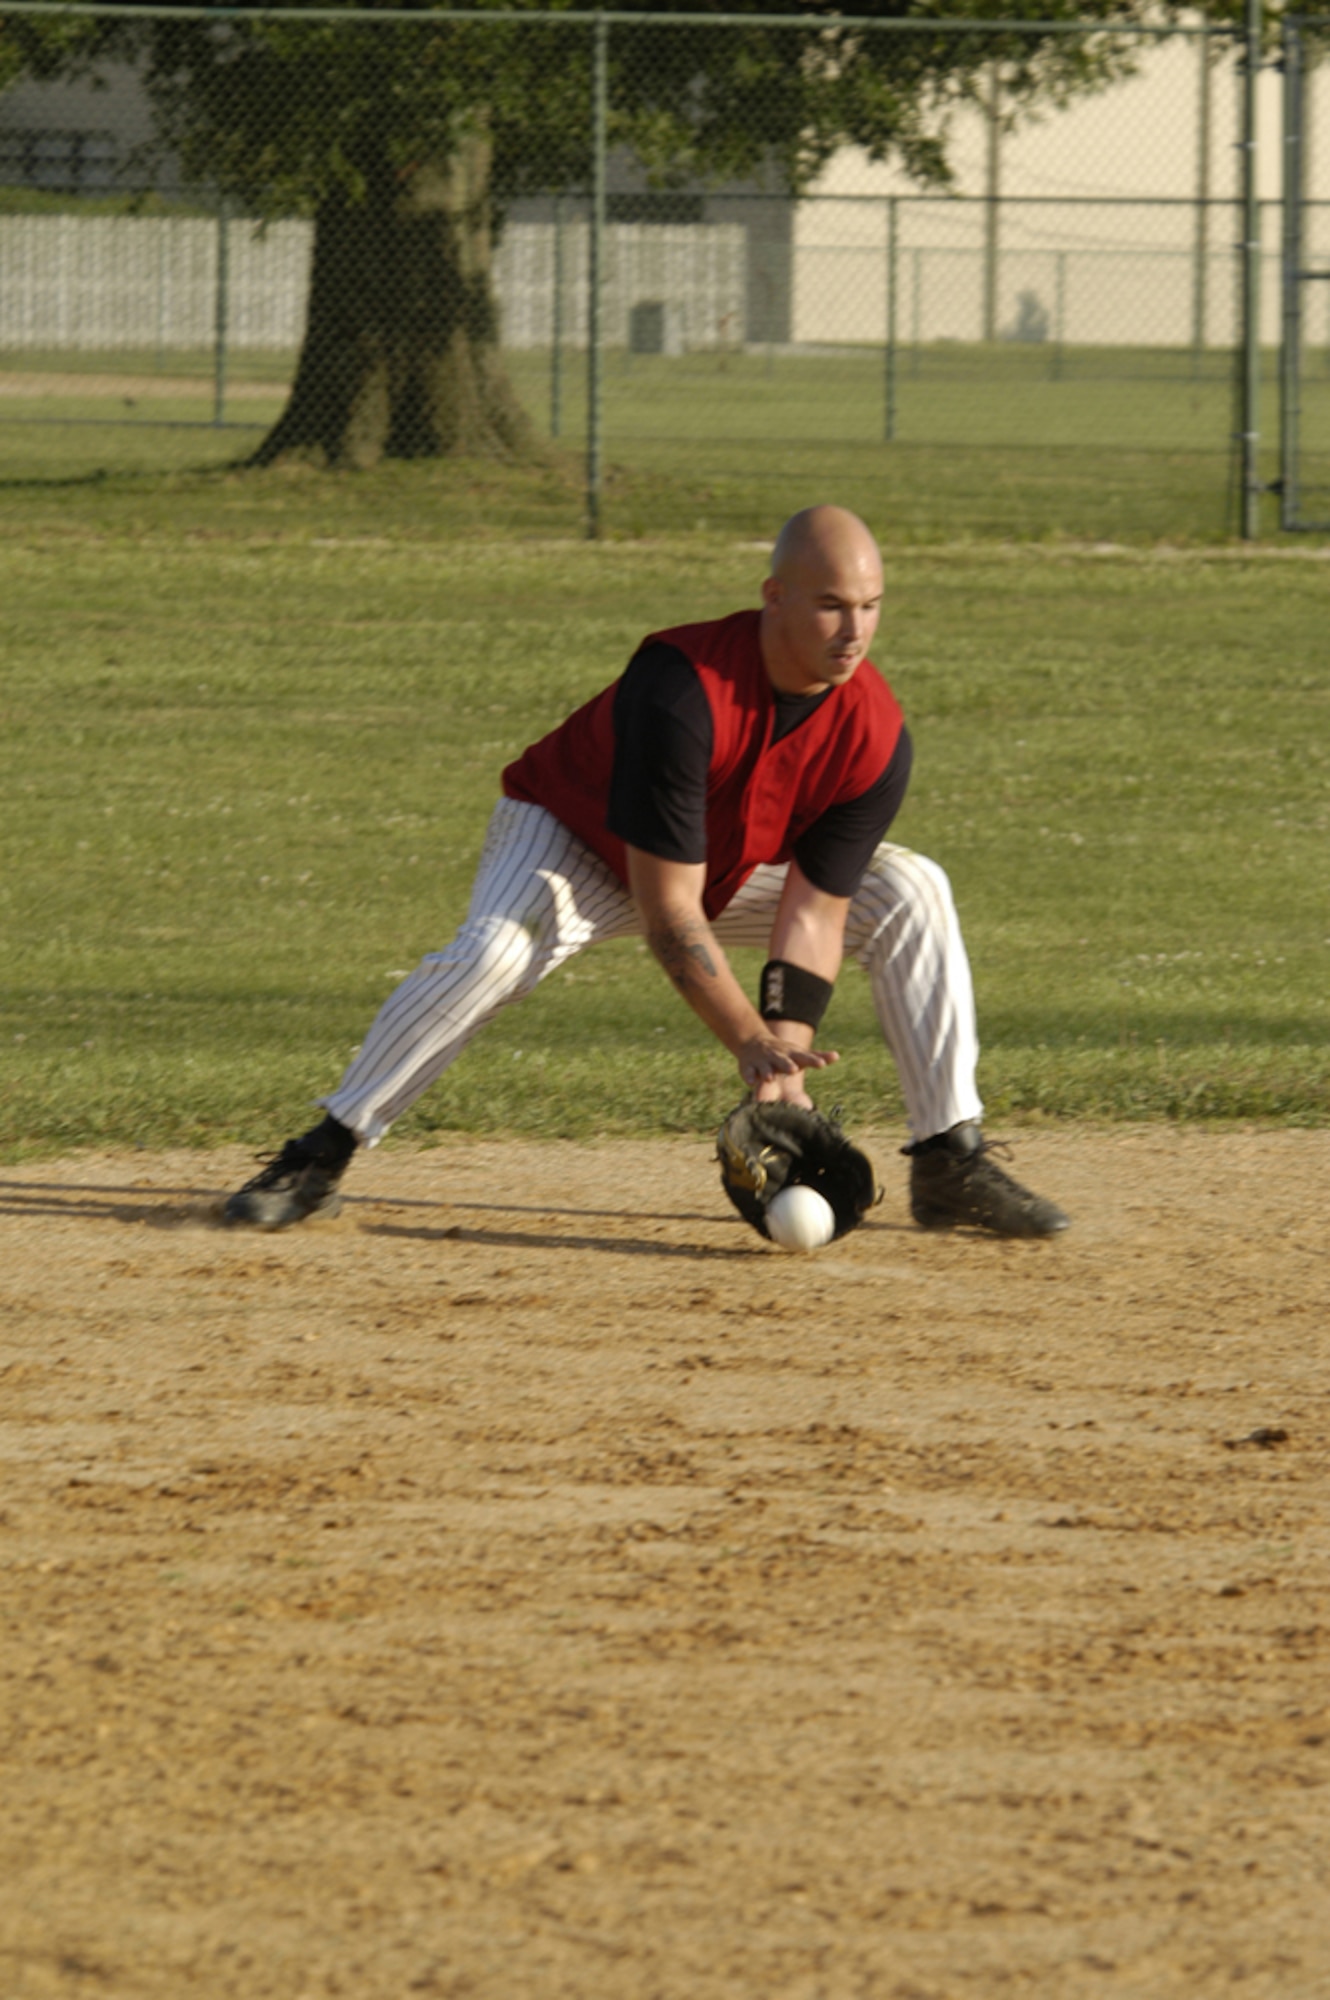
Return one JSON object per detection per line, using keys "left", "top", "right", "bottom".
{"left": 494, "top": 222, "right": 745, "bottom": 349}
{"left": 793, "top": 34, "right": 1322, "bottom": 348}
{"left": 0, "top": 214, "right": 311, "bottom": 349}
{"left": 0, "top": 214, "right": 745, "bottom": 352}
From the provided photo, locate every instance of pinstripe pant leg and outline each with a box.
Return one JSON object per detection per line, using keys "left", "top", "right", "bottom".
{"left": 710, "top": 864, "right": 789, "bottom": 949}
{"left": 323, "top": 800, "right": 637, "bottom": 1145}
{"left": 717, "top": 849, "right": 982, "bottom": 1140}
{"left": 844, "top": 843, "right": 983, "bottom": 1141}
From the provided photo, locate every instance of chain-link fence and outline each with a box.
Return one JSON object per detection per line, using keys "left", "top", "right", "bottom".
{"left": 1280, "top": 15, "right": 1330, "bottom": 530}
{"left": 0, "top": 6, "right": 1310, "bottom": 533}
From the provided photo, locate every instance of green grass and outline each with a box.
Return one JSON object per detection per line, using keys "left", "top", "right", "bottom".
{"left": 7, "top": 337, "right": 1317, "bottom": 538}
{"left": 0, "top": 447, "right": 1325, "bottom": 1157}
{"left": 511, "top": 341, "right": 1247, "bottom": 452}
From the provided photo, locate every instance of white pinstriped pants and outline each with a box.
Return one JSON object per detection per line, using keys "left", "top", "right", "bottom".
{"left": 324, "top": 798, "right": 983, "bottom": 1145}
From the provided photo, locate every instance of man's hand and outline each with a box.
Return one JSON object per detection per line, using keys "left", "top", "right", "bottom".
{"left": 740, "top": 1030, "right": 838, "bottom": 1103}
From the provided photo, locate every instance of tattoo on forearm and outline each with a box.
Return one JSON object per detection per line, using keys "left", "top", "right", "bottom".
{"left": 648, "top": 918, "right": 718, "bottom": 992}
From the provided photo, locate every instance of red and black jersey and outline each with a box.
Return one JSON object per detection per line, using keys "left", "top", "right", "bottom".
{"left": 502, "top": 608, "right": 907, "bottom": 919}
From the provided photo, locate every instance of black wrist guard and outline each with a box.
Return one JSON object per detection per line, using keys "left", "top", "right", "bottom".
{"left": 759, "top": 959, "right": 834, "bottom": 1031}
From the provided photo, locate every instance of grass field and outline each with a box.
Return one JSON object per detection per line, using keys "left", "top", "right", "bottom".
{"left": 3, "top": 337, "right": 1311, "bottom": 539}
{"left": 0, "top": 416, "right": 1325, "bottom": 1161}
{"left": 8, "top": 336, "right": 1330, "bottom": 532}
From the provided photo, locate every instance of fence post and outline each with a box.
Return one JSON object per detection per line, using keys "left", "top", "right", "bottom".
{"left": 551, "top": 194, "right": 564, "bottom": 440}
{"left": 585, "top": 12, "right": 607, "bottom": 540}
{"left": 883, "top": 195, "right": 898, "bottom": 441}
{"left": 1280, "top": 16, "right": 1303, "bottom": 530}
{"left": 983, "top": 63, "right": 1001, "bottom": 342}
{"left": 1191, "top": 27, "right": 1212, "bottom": 377}
{"left": 1239, "top": 0, "right": 1263, "bottom": 539}
{"left": 213, "top": 193, "right": 230, "bottom": 427}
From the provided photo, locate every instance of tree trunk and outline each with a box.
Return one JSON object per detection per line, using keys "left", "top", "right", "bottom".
{"left": 251, "top": 128, "right": 535, "bottom": 469}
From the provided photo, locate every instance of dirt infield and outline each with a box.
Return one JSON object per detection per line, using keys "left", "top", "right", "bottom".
{"left": 1, "top": 1126, "right": 1326, "bottom": 2000}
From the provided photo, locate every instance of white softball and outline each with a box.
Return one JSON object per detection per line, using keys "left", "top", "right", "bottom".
{"left": 766, "top": 1183, "right": 836, "bottom": 1253}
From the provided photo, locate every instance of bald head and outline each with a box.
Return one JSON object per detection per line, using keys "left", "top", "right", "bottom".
{"left": 761, "top": 506, "right": 884, "bottom": 696}
{"left": 770, "top": 505, "right": 881, "bottom": 589}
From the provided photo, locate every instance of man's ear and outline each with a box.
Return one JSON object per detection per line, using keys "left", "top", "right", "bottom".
{"left": 761, "top": 575, "right": 782, "bottom": 608}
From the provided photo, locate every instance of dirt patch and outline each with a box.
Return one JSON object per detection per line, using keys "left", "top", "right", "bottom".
{"left": 1, "top": 1126, "right": 1326, "bottom": 1999}
{"left": 0, "top": 371, "right": 287, "bottom": 401}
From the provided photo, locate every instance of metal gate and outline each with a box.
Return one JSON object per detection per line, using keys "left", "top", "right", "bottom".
{"left": 1280, "top": 16, "right": 1330, "bottom": 530}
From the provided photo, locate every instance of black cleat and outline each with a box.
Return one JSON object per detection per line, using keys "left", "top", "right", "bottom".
{"left": 224, "top": 1118, "right": 354, "bottom": 1230}
{"left": 905, "top": 1121, "right": 1069, "bottom": 1239}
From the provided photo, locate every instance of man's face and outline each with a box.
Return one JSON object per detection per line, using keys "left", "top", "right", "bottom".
{"left": 761, "top": 544, "right": 883, "bottom": 695}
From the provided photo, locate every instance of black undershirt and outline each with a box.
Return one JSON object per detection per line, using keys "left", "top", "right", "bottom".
{"left": 607, "top": 641, "right": 913, "bottom": 899}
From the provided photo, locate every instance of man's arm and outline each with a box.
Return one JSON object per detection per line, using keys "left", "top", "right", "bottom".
{"left": 752, "top": 860, "right": 852, "bottom": 1106}
{"left": 626, "top": 846, "right": 840, "bottom": 1094}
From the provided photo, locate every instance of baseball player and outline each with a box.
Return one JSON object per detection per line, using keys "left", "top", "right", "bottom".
{"left": 225, "top": 505, "right": 1068, "bottom": 1238}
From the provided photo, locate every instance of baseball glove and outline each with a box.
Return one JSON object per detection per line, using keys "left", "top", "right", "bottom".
{"left": 716, "top": 1100, "right": 880, "bottom": 1243}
